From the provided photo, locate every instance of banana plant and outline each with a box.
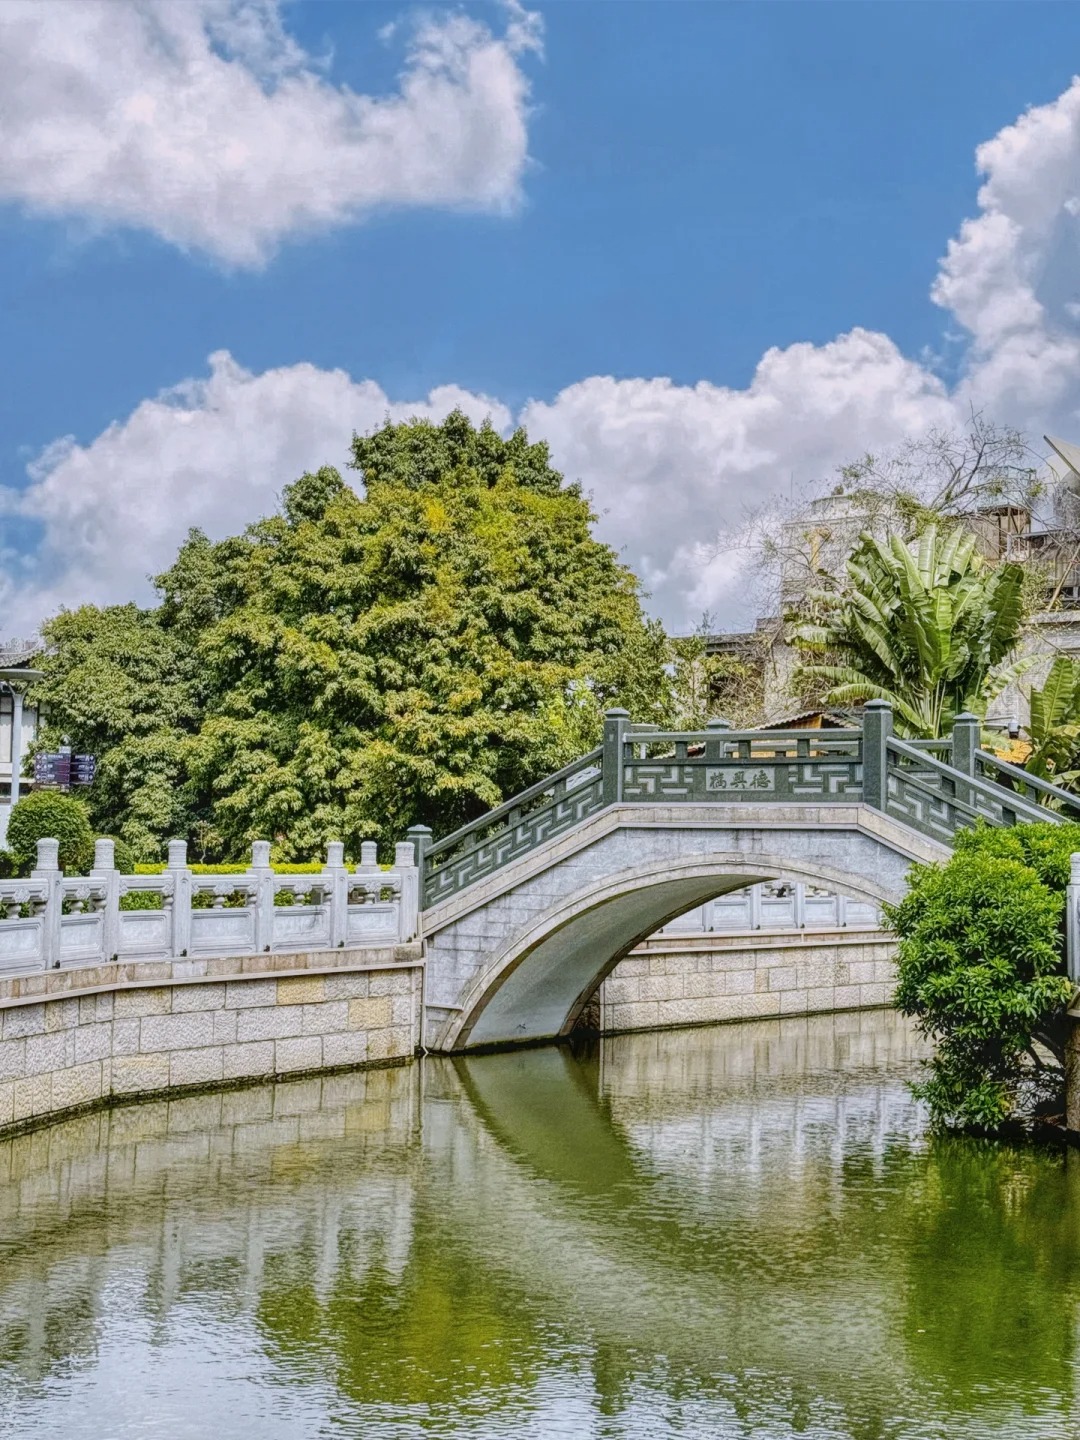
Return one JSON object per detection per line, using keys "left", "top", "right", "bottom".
{"left": 1024, "top": 655, "right": 1080, "bottom": 787}
{"left": 790, "top": 523, "right": 1028, "bottom": 738}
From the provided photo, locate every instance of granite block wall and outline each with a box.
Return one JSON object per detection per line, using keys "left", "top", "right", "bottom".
{"left": 598, "top": 929, "right": 896, "bottom": 1033}
{"left": 0, "top": 946, "right": 422, "bottom": 1136}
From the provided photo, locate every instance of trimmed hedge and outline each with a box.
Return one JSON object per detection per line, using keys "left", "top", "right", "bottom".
{"left": 133, "top": 861, "right": 330, "bottom": 875}
{"left": 7, "top": 791, "right": 93, "bottom": 874}
{"left": 887, "top": 820, "right": 1078, "bottom": 1131}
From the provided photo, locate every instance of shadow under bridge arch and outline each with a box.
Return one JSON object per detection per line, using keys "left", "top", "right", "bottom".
{"left": 448, "top": 852, "right": 897, "bottom": 1051}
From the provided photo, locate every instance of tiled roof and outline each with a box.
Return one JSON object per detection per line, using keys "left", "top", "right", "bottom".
{"left": 761, "top": 706, "right": 859, "bottom": 729}
{"left": 0, "top": 639, "right": 40, "bottom": 668}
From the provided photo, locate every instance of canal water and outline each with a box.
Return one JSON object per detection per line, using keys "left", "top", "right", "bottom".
{"left": 1, "top": 1011, "right": 1079, "bottom": 1439}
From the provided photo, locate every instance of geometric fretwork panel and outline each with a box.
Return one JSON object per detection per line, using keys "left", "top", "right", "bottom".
{"left": 885, "top": 773, "right": 962, "bottom": 845}
{"left": 425, "top": 779, "right": 605, "bottom": 906}
{"left": 622, "top": 760, "right": 862, "bottom": 802}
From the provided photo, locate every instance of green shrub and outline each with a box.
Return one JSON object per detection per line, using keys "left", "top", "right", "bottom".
{"left": 119, "top": 890, "right": 163, "bottom": 912}
{"left": 135, "top": 861, "right": 337, "bottom": 875}
{"left": 6, "top": 791, "right": 93, "bottom": 875}
{"left": 887, "top": 822, "right": 1075, "bottom": 1131}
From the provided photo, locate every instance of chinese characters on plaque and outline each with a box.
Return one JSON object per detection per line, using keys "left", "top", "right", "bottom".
{"left": 706, "top": 767, "right": 775, "bottom": 793}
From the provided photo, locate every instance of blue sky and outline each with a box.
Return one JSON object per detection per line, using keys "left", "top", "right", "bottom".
{"left": 4, "top": 0, "right": 1080, "bottom": 633}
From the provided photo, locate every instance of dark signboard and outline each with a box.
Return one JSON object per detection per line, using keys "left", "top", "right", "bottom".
{"left": 32, "top": 752, "right": 96, "bottom": 788}
{"left": 72, "top": 754, "right": 97, "bottom": 786}
{"left": 33, "top": 751, "right": 70, "bottom": 787}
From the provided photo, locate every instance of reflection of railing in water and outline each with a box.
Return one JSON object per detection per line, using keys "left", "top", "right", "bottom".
{"left": 0, "top": 1063, "right": 421, "bottom": 1384}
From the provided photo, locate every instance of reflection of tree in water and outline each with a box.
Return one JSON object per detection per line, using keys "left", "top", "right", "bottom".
{"left": 254, "top": 1210, "right": 546, "bottom": 1419}
{"left": 898, "top": 1137, "right": 1080, "bottom": 1406}
{"left": 455, "top": 1037, "right": 1080, "bottom": 1437}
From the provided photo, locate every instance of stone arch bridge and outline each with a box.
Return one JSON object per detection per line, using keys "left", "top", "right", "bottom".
{"left": 408, "top": 703, "right": 1080, "bottom": 1051}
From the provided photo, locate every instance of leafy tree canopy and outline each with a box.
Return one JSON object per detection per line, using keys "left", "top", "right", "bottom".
{"left": 790, "top": 524, "right": 1026, "bottom": 737}
{"left": 30, "top": 412, "right": 669, "bottom": 861}
{"left": 887, "top": 822, "right": 1077, "bottom": 1131}
{"left": 29, "top": 602, "right": 202, "bottom": 859}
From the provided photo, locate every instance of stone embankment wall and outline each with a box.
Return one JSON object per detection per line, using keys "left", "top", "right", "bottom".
{"left": 596, "top": 928, "right": 896, "bottom": 1032}
{"left": 0, "top": 944, "right": 422, "bottom": 1137}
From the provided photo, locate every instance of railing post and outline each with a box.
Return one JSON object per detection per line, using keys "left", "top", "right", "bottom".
{"left": 395, "top": 841, "right": 419, "bottom": 941}
{"left": 166, "top": 839, "right": 192, "bottom": 959}
{"left": 249, "top": 840, "right": 275, "bottom": 954}
{"left": 951, "top": 711, "right": 980, "bottom": 813}
{"left": 1068, "top": 854, "right": 1080, "bottom": 987}
{"left": 405, "top": 825, "right": 432, "bottom": 909}
{"left": 705, "top": 716, "right": 731, "bottom": 762}
{"left": 324, "top": 840, "right": 348, "bottom": 949}
{"left": 748, "top": 882, "right": 762, "bottom": 931}
{"left": 861, "top": 699, "right": 893, "bottom": 812}
{"left": 793, "top": 881, "right": 806, "bottom": 929}
{"left": 602, "top": 709, "right": 630, "bottom": 807}
{"left": 32, "top": 838, "right": 62, "bottom": 970}
{"left": 91, "top": 838, "right": 120, "bottom": 963}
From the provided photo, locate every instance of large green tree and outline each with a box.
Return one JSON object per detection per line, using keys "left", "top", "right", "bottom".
{"left": 31, "top": 412, "right": 668, "bottom": 860}
{"left": 790, "top": 524, "right": 1026, "bottom": 737}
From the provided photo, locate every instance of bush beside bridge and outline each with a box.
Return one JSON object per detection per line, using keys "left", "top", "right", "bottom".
{"left": 887, "top": 822, "right": 1079, "bottom": 1132}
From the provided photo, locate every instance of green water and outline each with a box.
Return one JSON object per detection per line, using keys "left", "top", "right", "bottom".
{"left": 1, "top": 1011, "right": 1079, "bottom": 1439}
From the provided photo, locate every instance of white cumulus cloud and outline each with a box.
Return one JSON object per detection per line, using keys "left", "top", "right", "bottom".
{"left": 10, "top": 75, "right": 1080, "bottom": 636}
{"left": 0, "top": 0, "right": 541, "bottom": 266}
{"left": 0, "top": 353, "right": 510, "bottom": 631}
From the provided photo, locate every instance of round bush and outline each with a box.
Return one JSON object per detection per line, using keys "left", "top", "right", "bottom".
{"left": 6, "top": 790, "right": 94, "bottom": 874}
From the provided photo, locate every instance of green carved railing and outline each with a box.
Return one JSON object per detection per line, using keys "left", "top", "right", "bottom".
{"left": 410, "top": 700, "right": 1080, "bottom": 909}
{"left": 410, "top": 747, "right": 606, "bottom": 909}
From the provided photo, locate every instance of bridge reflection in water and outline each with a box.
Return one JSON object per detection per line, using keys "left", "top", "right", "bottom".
{"left": 1, "top": 1014, "right": 1079, "bottom": 1439}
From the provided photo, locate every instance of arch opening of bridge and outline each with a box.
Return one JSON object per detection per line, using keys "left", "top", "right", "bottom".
{"left": 433, "top": 845, "right": 908, "bottom": 1052}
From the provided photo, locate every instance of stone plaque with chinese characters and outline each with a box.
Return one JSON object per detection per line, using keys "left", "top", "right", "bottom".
{"left": 705, "top": 766, "right": 776, "bottom": 793}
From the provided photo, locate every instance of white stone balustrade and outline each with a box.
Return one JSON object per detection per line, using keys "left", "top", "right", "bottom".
{"left": 0, "top": 837, "right": 419, "bottom": 976}
{"left": 659, "top": 882, "right": 880, "bottom": 935}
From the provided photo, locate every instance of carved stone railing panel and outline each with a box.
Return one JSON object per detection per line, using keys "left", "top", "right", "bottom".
{"left": 0, "top": 839, "right": 418, "bottom": 976}
{"left": 884, "top": 736, "right": 1049, "bottom": 844}
{"left": 621, "top": 758, "right": 862, "bottom": 803}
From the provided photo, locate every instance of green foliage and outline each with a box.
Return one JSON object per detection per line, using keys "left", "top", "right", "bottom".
{"left": 134, "top": 862, "right": 330, "bottom": 874}
{"left": 119, "top": 890, "right": 162, "bottom": 912}
{"left": 6, "top": 791, "right": 93, "bottom": 874}
{"left": 790, "top": 524, "right": 1026, "bottom": 737}
{"left": 1024, "top": 656, "right": 1080, "bottom": 787}
{"left": 29, "top": 601, "right": 201, "bottom": 858}
{"left": 33, "top": 411, "right": 669, "bottom": 860}
{"left": 886, "top": 822, "right": 1076, "bottom": 1130}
